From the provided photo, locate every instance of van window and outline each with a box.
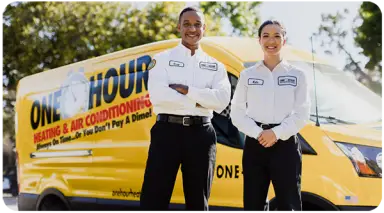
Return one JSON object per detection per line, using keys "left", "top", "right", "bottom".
{"left": 212, "top": 73, "right": 246, "bottom": 149}
{"left": 245, "top": 61, "right": 382, "bottom": 124}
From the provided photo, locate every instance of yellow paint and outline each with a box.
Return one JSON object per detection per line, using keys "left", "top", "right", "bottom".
{"left": 16, "top": 37, "right": 381, "bottom": 209}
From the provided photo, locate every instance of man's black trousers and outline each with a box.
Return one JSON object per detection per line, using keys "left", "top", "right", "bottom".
{"left": 243, "top": 135, "right": 302, "bottom": 211}
{"left": 140, "top": 121, "right": 217, "bottom": 210}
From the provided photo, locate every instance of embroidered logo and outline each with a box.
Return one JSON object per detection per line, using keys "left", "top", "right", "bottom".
{"left": 147, "top": 59, "right": 156, "bottom": 70}
{"left": 199, "top": 62, "right": 218, "bottom": 71}
{"left": 248, "top": 78, "right": 264, "bottom": 85}
{"left": 169, "top": 60, "right": 184, "bottom": 67}
{"left": 278, "top": 76, "right": 297, "bottom": 86}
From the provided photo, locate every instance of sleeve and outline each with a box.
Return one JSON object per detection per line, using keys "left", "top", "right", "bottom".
{"left": 230, "top": 71, "right": 263, "bottom": 139}
{"left": 186, "top": 62, "right": 231, "bottom": 113}
{"left": 148, "top": 54, "right": 195, "bottom": 108}
{"left": 271, "top": 70, "right": 311, "bottom": 140}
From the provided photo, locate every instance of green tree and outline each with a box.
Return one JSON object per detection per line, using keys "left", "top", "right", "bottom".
{"left": 354, "top": 2, "right": 382, "bottom": 72}
{"left": 3, "top": 2, "right": 261, "bottom": 152}
{"left": 313, "top": 8, "right": 381, "bottom": 95}
{"left": 200, "top": 2, "right": 261, "bottom": 36}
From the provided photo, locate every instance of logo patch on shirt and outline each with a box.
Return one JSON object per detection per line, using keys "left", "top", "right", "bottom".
{"left": 248, "top": 78, "right": 264, "bottom": 85}
{"left": 169, "top": 60, "right": 184, "bottom": 67}
{"left": 278, "top": 76, "right": 297, "bottom": 86}
{"left": 199, "top": 62, "right": 218, "bottom": 71}
{"left": 147, "top": 59, "right": 156, "bottom": 70}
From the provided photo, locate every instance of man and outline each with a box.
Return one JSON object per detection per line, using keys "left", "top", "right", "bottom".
{"left": 140, "top": 7, "right": 231, "bottom": 210}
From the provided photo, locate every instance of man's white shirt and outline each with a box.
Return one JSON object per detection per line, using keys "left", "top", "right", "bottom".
{"left": 148, "top": 43, "right": 231, "bottom": 118}
{"left": 230, "top": 60, "right": 311, "bottom": 141}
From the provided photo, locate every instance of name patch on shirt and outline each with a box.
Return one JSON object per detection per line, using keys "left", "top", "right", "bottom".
{"left": 248, "top": 78, "right": 264, "bottom": 85}
{"left": 199, "top": 62, "right": 218, "bottom": 71}
{"left": 169, "top": 60, "right": 184, "bottom": 67}
{"left": 278, "top": 76, "right": 297, "bottom": 86}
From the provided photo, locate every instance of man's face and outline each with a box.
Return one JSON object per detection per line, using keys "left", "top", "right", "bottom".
{"left": 178, "top": 11, "right": 205, "bottom": 46}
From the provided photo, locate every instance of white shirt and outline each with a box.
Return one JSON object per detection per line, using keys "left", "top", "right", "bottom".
{"left": 230, "top": 60, "right": 310, "bottom": 141}
{"left": 148, "top": 43, "right": 231, "bottom": 118}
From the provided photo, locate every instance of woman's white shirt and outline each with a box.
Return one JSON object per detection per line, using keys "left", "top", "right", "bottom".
{"left": 230, "top": 60, "right": 311, "bottom": 140}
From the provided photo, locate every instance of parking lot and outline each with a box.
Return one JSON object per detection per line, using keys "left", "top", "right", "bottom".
{"left": 3, "top": 194, "right": 17, "bottom": 211}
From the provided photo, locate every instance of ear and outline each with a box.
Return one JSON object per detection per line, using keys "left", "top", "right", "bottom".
{"left": 282, "top": 37, "right": 286, "bottom": 46}
{"left": 177, "top": 23, "right": 181, "bottom": 33}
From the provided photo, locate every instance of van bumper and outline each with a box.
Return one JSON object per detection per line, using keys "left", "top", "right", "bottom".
{"left": 337, "top": 205, "right": 377, "bottom": 211}
{"left": 18, "top": 193, "right": 38, "bottom": 211}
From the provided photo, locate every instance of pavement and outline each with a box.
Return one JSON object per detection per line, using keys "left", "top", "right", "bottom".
{"left": 0, "top": 194, "right": 18, "bottom": 213}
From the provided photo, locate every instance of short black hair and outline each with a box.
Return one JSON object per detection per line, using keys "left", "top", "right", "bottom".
{"left": 178, "top": 7, "right": 204, "bottom": 23}
{"left": 258, "top": 20, "right": 286, "bottom": 38}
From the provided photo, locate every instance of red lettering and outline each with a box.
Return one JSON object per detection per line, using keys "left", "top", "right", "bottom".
{"left": 138, "top": 96, "right": 145, "bottom": 110}
{"left": 144, "top": 94, "right": 152, "bottom": 108}
{"left": 109, "top": 106, "right": 119, "bottom": 119}
{"left": 119, "top": 103, "right": 126, "bottom": 115}
{"left": 33, "top": 125, "right": 61, "bottom": 144}
{"left": 126, "top": 99, "right": 136, "bottom": 113}
{"left": 90, "top": 114, "right": 96, "bottom": 125}
{"left": 71, "top": 118, "right": 84, "bottom": 132}
{"left": 86, "top": 115, "right": 91, "bottom": 126}
{"left": 102, "top": 110, "right": 109, "bottom": 122}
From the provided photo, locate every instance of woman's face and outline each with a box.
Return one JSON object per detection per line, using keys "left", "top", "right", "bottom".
{"left": 259, "top": 24, "right": 286, "bottom": 56}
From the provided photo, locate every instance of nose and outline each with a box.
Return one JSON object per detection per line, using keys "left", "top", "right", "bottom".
{"left": 188, "top": 25, "right": 197, "bottom": 31}
{"left": 265, "top": 37, "right": 277, "bottom": 45}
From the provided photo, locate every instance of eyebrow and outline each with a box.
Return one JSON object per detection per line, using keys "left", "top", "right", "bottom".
{"left": 183, "top": 20, "right": 202, "bottom": 23}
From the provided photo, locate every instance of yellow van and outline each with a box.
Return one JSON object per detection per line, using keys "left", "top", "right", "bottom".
{"left": 15, "top": 37, "right": 381, "bottom": 210}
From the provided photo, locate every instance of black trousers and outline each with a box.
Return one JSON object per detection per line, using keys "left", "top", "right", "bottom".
{"left": 243, "top": 135, "right": 302, "bottom": 211}
{"left": 140, "top": 121, "right": 217, "bottom": 210}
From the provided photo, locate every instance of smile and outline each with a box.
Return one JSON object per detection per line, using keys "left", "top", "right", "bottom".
{"left": 186, "top": 34, "right": 198, "bottom": 38}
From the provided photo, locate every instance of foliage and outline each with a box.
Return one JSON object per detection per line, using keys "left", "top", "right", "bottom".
{"left": 2, "top": 2, "right": 261, "bottom": 152}
{"left": 355, "top": 0, "right": 384, "bottom": 72}
{"left": 200, "top": 2, "right": 261, "bottom": 36}
{"left": 314, "top": 7, "right": 381, "bottom": 94}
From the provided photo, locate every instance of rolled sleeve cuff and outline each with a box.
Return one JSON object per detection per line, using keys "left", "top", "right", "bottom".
{"left": 186, "top": 86, "right": 200, "bottom": 103}
{"left": 253, "top": 127, "right": 263, "bottom": 140}
{"left": 271, "top": 125, "right": 282, "bottom": 140}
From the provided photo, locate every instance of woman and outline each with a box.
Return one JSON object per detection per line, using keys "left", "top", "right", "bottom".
{"left": 230, "top": 20, "right": 310, "bottom": 211}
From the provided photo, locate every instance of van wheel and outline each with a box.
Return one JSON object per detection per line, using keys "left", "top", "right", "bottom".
{"left": 40, "top": 195, "right": 68, "bottom": 211}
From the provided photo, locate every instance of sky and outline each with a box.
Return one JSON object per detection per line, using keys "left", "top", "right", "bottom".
{"left": 185, "top": 1, "right": 368, "bottom": 70}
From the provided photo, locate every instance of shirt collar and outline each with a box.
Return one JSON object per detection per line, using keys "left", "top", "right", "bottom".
{"left": 255, "top": 59, "right": 290, "bottom": 71}
{"left": 176, "top": 42, "right": 203, "bottom": 58}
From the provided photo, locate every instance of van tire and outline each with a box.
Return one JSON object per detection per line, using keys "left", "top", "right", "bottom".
{"left": 39, "top": 195, "right": 68, "bottom": 211}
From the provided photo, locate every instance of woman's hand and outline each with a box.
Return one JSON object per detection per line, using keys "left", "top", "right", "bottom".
{"left": 258, "top": 130, "right": 277, "bottom": 148}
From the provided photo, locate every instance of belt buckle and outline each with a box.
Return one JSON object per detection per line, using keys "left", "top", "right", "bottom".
{"left": 182, "top": 117, "right": 191, "bottom": 126}
{"left": 260, "top": 123, "right": 270, "bottom": 130}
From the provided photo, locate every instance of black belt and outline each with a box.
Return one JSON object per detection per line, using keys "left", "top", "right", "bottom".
{"left": 255, "top": 121, "right": 280, "bottom": 130}
{"left": 157, "top": 114, "right": 211, "bottom": 126}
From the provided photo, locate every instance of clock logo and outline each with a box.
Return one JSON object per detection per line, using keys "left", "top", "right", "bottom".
{"left": 60, "top": 68, "right": 90, "bottom": 119}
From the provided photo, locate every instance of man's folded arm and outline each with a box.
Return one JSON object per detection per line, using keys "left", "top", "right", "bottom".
{"left": 148, "top": 55, "right": 195, "bottom": 108}
{"left": 187, "top": 63, "right": 231, "bottom": 112}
